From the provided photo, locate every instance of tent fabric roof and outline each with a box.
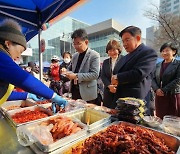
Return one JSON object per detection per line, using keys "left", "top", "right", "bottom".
{"left": 0, "top": 0, "right": 81, "bottom": 41}
{"left": 0, "top": 0, "right": 88, "bottom": 80}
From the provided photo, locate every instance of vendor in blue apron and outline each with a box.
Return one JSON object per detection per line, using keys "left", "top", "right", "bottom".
{"left": 0, "top": 19, "right": 67, "bottom": 113}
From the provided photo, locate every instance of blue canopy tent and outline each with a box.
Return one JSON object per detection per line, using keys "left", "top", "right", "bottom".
{"left": 0, "top": 0, "right": 88, "bottom": 79}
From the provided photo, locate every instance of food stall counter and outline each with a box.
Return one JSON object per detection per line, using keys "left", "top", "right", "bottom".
{"left": 0, "top": 114, "right": 34, "bottom": 154}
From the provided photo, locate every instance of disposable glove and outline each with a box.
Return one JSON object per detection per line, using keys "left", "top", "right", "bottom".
{"left": 27, "top": 93, "right": 43, "bottom": 101}
{"left": 51, "top": 93, "right": 68, "bottom": 113}
{"left": 52, "top": 102, "right": 57, "bottom": 114}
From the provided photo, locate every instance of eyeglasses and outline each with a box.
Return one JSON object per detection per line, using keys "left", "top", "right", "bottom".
{"left": 122, "top": 37, "right": 133, "bottom": 44}
{"left": 72, "top": 41, "right": 84, "bottom": 47}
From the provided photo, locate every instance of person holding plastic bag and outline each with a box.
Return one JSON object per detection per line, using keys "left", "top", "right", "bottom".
{"left": 0, "top": 19, "right": 67, "bottom": 113}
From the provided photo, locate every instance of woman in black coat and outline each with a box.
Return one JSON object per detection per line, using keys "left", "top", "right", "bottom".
{"left": 101, "top": 40, "right": 122, "bottom": 108}
{"left": 152, "top": 42, "right": 180, "bottom": 119}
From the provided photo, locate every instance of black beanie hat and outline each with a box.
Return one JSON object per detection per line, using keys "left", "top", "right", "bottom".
{"left": 0, "top": 26, "right": 27, "bottom": 49}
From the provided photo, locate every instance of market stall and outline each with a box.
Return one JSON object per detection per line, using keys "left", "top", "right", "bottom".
{"left": 0, "top": 98, "right": 179, "bottom": 154}
{"left": 0, "top": 98, "right": 111, "bottom": 153}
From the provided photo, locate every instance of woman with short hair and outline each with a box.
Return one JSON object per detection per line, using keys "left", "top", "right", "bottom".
{"left": 152, "top": 42, "right": 180, "bottom": 119}
{"left": 101, "top": 40, "right": 123, "bottom": 108}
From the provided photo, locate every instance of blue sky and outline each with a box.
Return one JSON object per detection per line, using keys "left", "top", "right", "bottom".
{"left": 69, "top": 0, "right": 159, "bottom": 38}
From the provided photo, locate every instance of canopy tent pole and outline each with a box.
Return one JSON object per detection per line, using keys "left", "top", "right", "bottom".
{"left": 38, "top": 30, "right": 43, "bottom": 81}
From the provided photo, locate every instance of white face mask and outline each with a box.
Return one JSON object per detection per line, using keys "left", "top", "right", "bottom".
{"left": 64, "top": 58, "right": 71, "bottom": 64}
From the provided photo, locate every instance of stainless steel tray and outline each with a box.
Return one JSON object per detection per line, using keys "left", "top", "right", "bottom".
{"left": 38, "top": 102, "right": 85, "bottom": 114}
{"left": 18, "top": 115, "right": 88, "bottom": 152}
{"left": 0, "top": 99, "right": 36, "bottom": 112}
{"left": 63, "top": 108, "right": 111, "bottom": 132}
{"left": 6, "top": 105, "right": 53, "bottom": 127}
{"left": 60, "top": 121, "right": 180, "bottom": 154}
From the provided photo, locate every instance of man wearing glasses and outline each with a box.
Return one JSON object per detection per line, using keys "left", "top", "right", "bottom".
{"left": 111, "top": 26, "right": 157, "bottom": 110}
{"left": 65, "top": 28, "right": 100, "bottom": 103}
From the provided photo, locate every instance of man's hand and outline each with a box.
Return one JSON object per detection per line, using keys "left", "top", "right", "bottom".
{"left": 65, "top": 72, "right": 77, "bottom": 80}
{"left": 108, "top": 85, "right": 117, "bottom": 93}
{"left": 61, "top": 68, "right": 67, "bottom": 74}
{"left": 156, "top": 89, "right": 164, "bottom": 96}
{"left": 111, "top": 75, "right": 118, "bottom": 85}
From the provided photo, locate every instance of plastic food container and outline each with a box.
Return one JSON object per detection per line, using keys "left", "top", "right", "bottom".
{"left": 162, "top": 115, "right": 180, "bottom": 136}
{"left": 0, "top": 99, "right": 36, "bottom": 112}
{"left": 17, "top": 115, "right": 87, "bottom": 152}
{"left": 143, "top": 116, "right": 162, "bottom": 128}
{"left": 116, "top": 97, "right": 145, "bottom": 107}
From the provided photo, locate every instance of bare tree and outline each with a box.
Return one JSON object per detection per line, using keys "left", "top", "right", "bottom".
{"left": 144, "top": 2, "right": 180, "bottom": 56}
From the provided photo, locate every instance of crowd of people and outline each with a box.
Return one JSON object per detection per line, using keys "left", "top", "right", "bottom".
{"left": 0, "top": 18, "right": 179, "bottom": 119}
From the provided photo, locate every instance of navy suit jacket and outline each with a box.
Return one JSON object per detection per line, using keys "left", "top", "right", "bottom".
{"left": 113, "top": 43, "right": 157, "bottom": 102}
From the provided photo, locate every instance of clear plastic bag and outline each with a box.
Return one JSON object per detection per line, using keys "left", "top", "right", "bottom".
{"left": 161, "top": 115, "right": 180, "bottom": 136}
{"left": 16, "top": 123, "right": 54, "bottom": 146}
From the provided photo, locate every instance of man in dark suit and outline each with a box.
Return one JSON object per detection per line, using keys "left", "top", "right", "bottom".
{"left": 111, "top": 26, "right": 157, "bottom": 105}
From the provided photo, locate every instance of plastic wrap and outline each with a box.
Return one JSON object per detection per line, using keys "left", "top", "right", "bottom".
{"left": 0, "top": 99, "right": 36, "bottom": 112}
{"left": 161, "top": 115, "right": 180, "bottom": 136}
{"left": 16, "top": 115, "right": 88, "bottom": 152}
{"left": 16, "top": 123, "right": 54, "bottom": 146}
{"left": 115, "top": 97, "right": 146, "bottom": 124}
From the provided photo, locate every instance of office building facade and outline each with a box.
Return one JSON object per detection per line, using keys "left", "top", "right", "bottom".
{"left": 24, "top": 17, "right": 125, "bottom": 64}
{"left": 146, "top": 26, "right": 159, "bottom": 50}
{"left": 26, "top": 16, "right": 90, "bottom": 63}
{"left": 86, "top": 19, "right": 124, "bottom": 57}
{"left": 146, "top": 0, "right": 180, "bottom": 50}
{"left": 160, "top": 0, "right": 180, "bottom": 16}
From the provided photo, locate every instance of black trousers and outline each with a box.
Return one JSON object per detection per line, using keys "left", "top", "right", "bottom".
{"left": 71, "top": 84, "right": 81, "bottom": 100}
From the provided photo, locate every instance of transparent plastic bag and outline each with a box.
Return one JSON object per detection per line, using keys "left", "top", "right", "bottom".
{"left": 16, "top": 125, "right": 35, "bottom": 146}
{"left": 161, "top": 115, "right": 180, "bottom": 136}
{"left": 16, "top": 123, "right": 54, "bottom": 146}
{"left": 66, "top": 99, "right": 87, "bottom": 110}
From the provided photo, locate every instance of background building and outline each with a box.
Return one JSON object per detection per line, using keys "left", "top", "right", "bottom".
{"left": 24, "top": 17, "right": 125, "bottom": 64}
{"left": 86, "top": 19, "right": 124, "bottom": 57}
{"left": 24, "top": 17, "right": 147, "bottom": 65}
{"left": 26, "top": 16, "right": 89, "bottom": 63}
{"left": 160, "top": 0, "right": 180, "bottom": 15}
{"left": 146, "top": 26, "right": 159, "bottom": 51}
{"left": 146, "top": 0, "right": 180, "bottom": 51}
